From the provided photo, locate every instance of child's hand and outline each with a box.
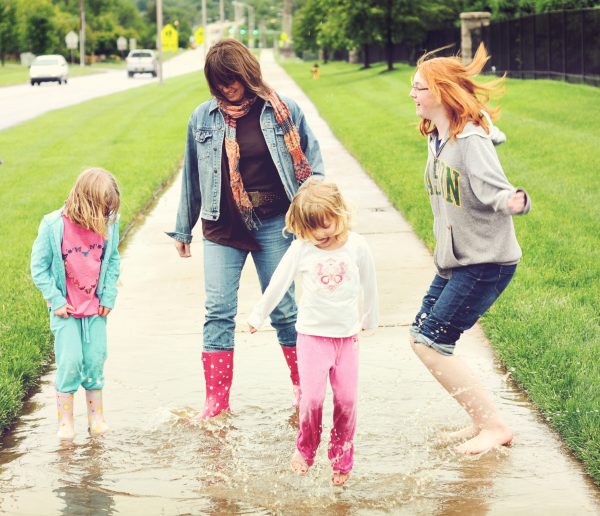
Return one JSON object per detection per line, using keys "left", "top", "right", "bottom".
{"left": 248, "top": 324, "right": 257, "bottom": 334}
{"left": 508, "top": 190, "right": 526, "bottom": 213}
{"left": 54, "top": 304, "right": 75, "bottom": 319}
{"left": 98, "top": 306, "right": 112, "bottom": 317}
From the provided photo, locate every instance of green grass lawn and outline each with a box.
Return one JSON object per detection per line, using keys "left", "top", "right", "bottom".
{"left": 283, "top": 59, "right": 600, "bottom": 484}
{"left": 0, "top": 71, "right": 206, "bottom": 431}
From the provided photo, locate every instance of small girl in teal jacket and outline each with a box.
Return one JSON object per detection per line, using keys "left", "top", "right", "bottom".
{"left": 31, "top": 168, "right": 121, "bottom": 440}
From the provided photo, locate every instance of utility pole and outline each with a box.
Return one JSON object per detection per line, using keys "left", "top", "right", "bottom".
{"left": 202, "top": 0, "right": 207, "bottom": 56}
{"left": 282, "top": 0, "right": 292, "bottom": 40}
{"left": 281, "top": 0, "right": 293, "bottom": 56}
{"left": 248, "top": 6, "right": 255, "bottom": 48}
{"left": 156, "top": 0, "right": 163, "bottom": 83}
{"left": 233, "top": 1, "right": 242, "bottom": 40}
{"left": 79, "top": 0, "right": 85, "bottom": 67}
{"left": 259, "top": 19, "right": 267, "bottom": 49}
{"left": 220, "top": 0, "right": 224, "bottom": 24}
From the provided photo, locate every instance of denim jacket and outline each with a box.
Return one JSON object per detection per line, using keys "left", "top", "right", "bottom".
{"left": 168, "top": 95, "right": 324, "bottom": 243}
{"left": 30, "top": 208, "right": 121, "bottom": 311}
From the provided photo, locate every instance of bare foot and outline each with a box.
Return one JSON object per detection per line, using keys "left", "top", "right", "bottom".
{"left": 332, "top": 470, "right": 350, "bottom": 486}
{"left": 57, "top": 423, "right": 75, "bottom": 441}
{"left": 88, "top": 420, "right": 110, "bottom": 436}
{"left": 439, "top": 425, "right": 479, "bottom": 444}
{"left": 291, "top": 450, "right": 309, "bottom": 475}
{"left": 454, "top": 427, "right": 513, "bottom": 454}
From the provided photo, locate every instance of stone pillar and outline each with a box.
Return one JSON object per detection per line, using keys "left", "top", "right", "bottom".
{"left": 460, "top": 11, "right": 491, "bottom": 65}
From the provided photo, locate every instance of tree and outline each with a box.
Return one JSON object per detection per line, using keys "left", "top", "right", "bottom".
{"left": 24, "top": 0, "right": 58, "bottom": 55}
{"left": 342, "top": 0, "right": 385, "bottom": 68}
{"left": 292, "top": 0, "right": 328, "bottom": 54}
{"left": 0, "top": 0, "right": 20, "bottom": 65}
{"left": 294, "top": 0, "right": 459, "bottom": 69}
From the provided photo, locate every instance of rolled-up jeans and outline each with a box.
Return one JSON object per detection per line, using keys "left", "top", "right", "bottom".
{"left": 410, "top": 263, "right": 516, "bottom": 356}
{"left": 202, "top": 214, "right": 297, "bottom": 351}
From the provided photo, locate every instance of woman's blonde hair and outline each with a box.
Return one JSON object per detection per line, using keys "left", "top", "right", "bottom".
{"left": 285, "top": 178, "right": 351, "bottom": 243}
{"left": 63, "top": 168, "right": 120, "bottom": 237}
{"left": 416, "top": 43, "right": 504, "bottom": 139}
{"left": 204, "top": 39, "right": 272, "bottom": 101}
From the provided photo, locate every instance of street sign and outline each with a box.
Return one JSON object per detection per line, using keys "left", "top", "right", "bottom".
{"left": 129, "top": 38, "right": 137, "bottom": 50}
{"left": 194, "top": 26, "right": 205, "bottom": 46}
{"left": 117, "top": 36, "right": 127, "bottom": 51}
{"left": 161, "top": 24, "right": 178, "bottom": 52}
{"left": 279, "top": 32, "right": 289, "bottom": 47}
{"left": 65, "top": 31, "right": 78, "bottom": 50}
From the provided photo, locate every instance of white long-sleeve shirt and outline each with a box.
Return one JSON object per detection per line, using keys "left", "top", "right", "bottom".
{"left": 248, "top": 231, "right": 379, "bottom": 337}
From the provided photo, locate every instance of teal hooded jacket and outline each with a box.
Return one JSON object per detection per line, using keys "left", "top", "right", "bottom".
{"left": 30, "top": 208, "right": 120, "bottom": 311}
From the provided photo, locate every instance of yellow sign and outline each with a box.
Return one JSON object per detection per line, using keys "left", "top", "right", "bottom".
{"left": 279, "top": 32, "right": 289, "bottom": 48}
{"left": 194, "top": 27, "right": 205, "bottom": 46}
{"left": 161, "top": 24, "right": 178, "bottom": 52}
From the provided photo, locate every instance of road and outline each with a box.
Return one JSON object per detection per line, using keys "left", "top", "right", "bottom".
{"left": 0, "top": 27, "right": 229, "bottom": 132}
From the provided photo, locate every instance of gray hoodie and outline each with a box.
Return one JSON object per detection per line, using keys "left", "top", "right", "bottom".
{"left": 425, "top": 118, "right": 531, "bottom": 278}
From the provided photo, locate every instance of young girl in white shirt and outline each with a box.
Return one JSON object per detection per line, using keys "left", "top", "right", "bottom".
{"left": 248, "top": 178, "right": 378, "bottom": 486}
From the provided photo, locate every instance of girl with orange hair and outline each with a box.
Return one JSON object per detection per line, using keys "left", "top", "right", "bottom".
{"left": 408, "top": 44, "right": 531, "bottom": 454}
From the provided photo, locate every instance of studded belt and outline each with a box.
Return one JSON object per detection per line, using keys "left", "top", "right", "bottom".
{"left": 247, "top": 191, "right": 286, "bottom": 207}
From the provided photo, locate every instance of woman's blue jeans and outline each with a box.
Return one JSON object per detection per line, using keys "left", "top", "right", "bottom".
{"left": 202, "top": 214, "right": 297, "bottom": 351}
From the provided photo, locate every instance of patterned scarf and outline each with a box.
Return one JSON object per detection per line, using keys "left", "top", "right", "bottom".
{"left": 217, "top": 91, "right": 313, "bottom": 230}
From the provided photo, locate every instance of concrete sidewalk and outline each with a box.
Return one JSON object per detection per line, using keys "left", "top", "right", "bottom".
{"left": 1, "top": 50, "right": 599, "bottom": 514}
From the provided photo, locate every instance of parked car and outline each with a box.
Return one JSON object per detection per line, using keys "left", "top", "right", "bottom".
{"left": 126, "top": 49, "right": 158, "bottom": 78}
{"left": 29, "top": 55, "right": 69, "bottom": 85}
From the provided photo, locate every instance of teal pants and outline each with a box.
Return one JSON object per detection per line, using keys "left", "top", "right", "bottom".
{"left": 50, "top": 313, "right": 107, "bottom": 393}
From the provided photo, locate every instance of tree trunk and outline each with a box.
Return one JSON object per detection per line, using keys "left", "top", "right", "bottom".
{"left": 386, "top": 41, "right": 394, "bottom": 71}
{"left": 386, "top": 0, "right": 394, "bottom": 71}
{"left": 323, "top": 47, "right": 329, "bottom": 64}
{"left": 363, "top": 43, "right": 370, "bottom": 68}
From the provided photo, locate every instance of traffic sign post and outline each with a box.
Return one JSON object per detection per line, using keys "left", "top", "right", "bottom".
{"left": 65, "top": 31, "right": 79, "bottom": 64}
{"left": 161, "top": 24, "right": 178, "bottom": 53}
{"left": 194, "top": 27, "right": 205, "bottom": 47}
{"left": 117, "top": 36, "right": 127, "bottom": 60}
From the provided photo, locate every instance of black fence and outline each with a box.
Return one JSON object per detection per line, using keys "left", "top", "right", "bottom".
{"left": 352, "top": 8, "right": 599, "bottom": 87}
{"left": 482, "top": 8, "right": 599, "bottom": 86}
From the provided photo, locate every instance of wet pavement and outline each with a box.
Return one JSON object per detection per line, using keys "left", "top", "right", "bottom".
{"left": 1, "top": 50, "right": 599, "bottom": 515}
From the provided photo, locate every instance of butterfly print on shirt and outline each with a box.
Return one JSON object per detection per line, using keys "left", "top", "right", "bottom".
{"left": 315, "top": 258, "right": 348, "bottom": 292}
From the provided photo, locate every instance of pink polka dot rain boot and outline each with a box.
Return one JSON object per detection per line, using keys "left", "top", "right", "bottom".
{"left": 190, "top": 350, "right": 234, "bottom": 423}
{"left": 280, "top": 345, "right": 301, "bottom": 408}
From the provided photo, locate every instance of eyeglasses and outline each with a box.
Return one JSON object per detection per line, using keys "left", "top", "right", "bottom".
{"left": 411, "top": 84, "right": 429, "bottom": 92}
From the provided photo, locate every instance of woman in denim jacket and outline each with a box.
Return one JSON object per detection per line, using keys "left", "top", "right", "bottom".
{"left": 168, "top": 39, "right": 324, "bottom": 422}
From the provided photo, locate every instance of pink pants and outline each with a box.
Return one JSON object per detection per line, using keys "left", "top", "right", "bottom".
{"left": 296, "top": 333, "right": 359, "bottom": 475}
